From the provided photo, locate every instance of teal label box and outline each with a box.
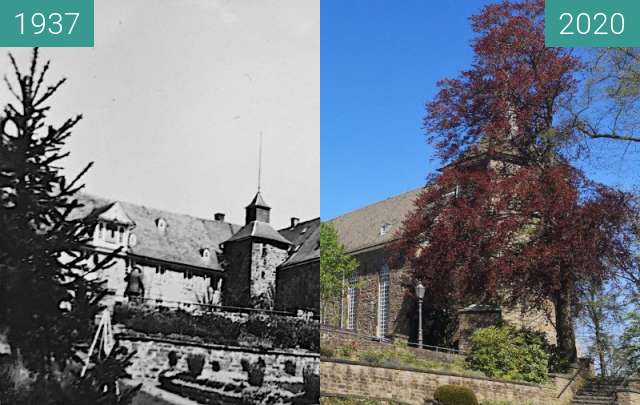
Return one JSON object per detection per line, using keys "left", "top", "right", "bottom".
{"left": 0, "top": 0, "right": 94, "bottom": 47}
{"left": 546, "top": 0, "right": 640, "bottom": 47}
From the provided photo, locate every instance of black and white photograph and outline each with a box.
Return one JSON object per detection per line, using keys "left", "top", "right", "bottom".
{"left": 0, "top": 1, "right": 319, "bottom": 404}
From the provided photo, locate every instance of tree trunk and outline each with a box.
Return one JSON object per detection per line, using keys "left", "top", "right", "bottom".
{"left": 592, "top": 316, "right": 607, "bottom": 378}
{"left": 554, "top": 274, "right": 578, "bottom": 367}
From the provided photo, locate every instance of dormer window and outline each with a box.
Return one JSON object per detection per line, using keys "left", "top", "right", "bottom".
{"left": 156, "top": 218, "right": 167, "bottom": 232}
{"left": 201, "top": 248, "right": 211, "bottom": 261}
{"left": 379, "top": 223, "right": 391, "bottom": 236}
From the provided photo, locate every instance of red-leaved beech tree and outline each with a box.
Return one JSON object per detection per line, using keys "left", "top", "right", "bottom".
{"left": 394, "top": 162, "right": 635, "bottom": 366}
{"left": 425, "top": 0, "right": 580, "bottom": 166}
{"left": 395, "top": 0, "right": 639, "bottom": 366}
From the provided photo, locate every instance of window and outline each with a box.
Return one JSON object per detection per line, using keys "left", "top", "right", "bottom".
{"left": 377, "top": 265, "right": 390, "bottom": 338}
{"left": 156, "top": 218, "right": 167, "bottom": 232}
{"left": 379, "top": 223, "right": 391, "bottom": 236}
{"left": 201, "top": 248, "right": 211, "bottom": 261}
{"left": 347, "top": 276, "right": 357, "bottom": 330}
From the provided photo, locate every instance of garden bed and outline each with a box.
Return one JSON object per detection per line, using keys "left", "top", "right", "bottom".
{"left": 113, "top": 303, "right": 319, "bottom": 352}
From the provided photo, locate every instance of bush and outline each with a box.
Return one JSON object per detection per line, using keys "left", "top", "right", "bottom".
{"left": 241, "top": 358, "right": 266, "bottom": 387}
{"left": 168, "top": 351, "right": 178, "bottom": 367}
{"left": 360, "top": 350, "right": 385, "bottom": 366}
{"left": 320, "top": 345, "right": 335, "bottom": 358}
{"left": 433, "top": 385, "right": 478, "bottom": 405}
{"left": 303, "top": 365, "right": 320, "bottom": 402}
{"left": 113, "top": 304, "right": 319, "bottom": 351}
{"left": 186, "top": 354, "right": 205, "bottom": 377}
{"left": 465, "top": 326, "right": 551, "bottom": 384}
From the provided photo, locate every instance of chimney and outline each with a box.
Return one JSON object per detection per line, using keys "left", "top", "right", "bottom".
{"left": 214, "top": 212, "right": 225, "bottom": 222}
{"left": 290, "top": 217, "right": 300, "bottom": 228}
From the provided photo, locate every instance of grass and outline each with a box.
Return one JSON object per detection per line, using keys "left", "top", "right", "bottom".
{"left": 322, "top": 340, "right": 485, "bottom": 379}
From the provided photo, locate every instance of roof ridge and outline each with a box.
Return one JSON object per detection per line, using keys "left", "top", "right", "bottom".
{"left": 328, "top": 186, "right": 424, "bottom": 222}
{"left": 77, "top": 192, "right": 241, "bottom": 227}
{"left": 277, "top": 216, "right": 320, "bottom": 231}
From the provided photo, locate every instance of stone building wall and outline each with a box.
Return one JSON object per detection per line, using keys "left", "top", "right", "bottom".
{"left": 276, "top": 261, "right": 320, "bottom": 314}
{"left": 222, "top": 239, "right": 253, "bottom": 307}
{"left": 250, "top": 242, "right": 289, "bottom": 309}
{"left": 453, "top": 309, "right": 502, "bottom": 353}
{"left": 321, "top": 247, "right": 410, "bottom": 338}
{"left": 502, "top": 302, "right": 557, "bottom": 345}
{"left": 321, "top": 359, "right": 588, "bottom": 405}
{"left": 119, "top": 334, "right": 319, "bottom": 386}
{"left": 319, "top": 244, "right": 558, "bottom": 350}
{"left": 92, "top": 252, "right": 215, "bottom": 311}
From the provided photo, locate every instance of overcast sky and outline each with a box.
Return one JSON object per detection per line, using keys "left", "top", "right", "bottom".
{"left": 0, "top": 0, "right": 319, "bottom": 229}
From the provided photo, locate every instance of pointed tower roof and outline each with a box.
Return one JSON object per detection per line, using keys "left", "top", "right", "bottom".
{"left": 246, "top": 191, "right": 270, "bottom": 209}
{"left": 225, "top": 221, "right": 291, "bottom": 246}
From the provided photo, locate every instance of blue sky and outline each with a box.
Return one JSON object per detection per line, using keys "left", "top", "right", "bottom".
{"left": 321, "top": 0, "right": 640, "bottom": 220}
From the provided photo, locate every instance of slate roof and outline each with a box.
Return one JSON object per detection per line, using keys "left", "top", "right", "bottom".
{"left": 278, "top": 218, "right": 320, "bottom": 268}
{"left": 329, "top": 187, "right": 424, "bottom": 253}
{"left": 224, "top": 220, "right": 291, "bottom": 246}
{"left": 72, "top": 193, "right": 241, "bottom": 271}
{"left": 246, "top": 191, "right": 270, "bottom": 208}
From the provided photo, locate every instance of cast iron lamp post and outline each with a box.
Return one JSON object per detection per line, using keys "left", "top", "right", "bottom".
{"left": 415, "top": 281, "right": 425, "bottom": 349}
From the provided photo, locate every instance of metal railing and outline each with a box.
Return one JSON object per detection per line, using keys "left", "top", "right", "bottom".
{"left": 320, "top": 325, "right": 464, "bottom": 356}
{"left": 112, "top": 294, "right": 318, "bottom": 319}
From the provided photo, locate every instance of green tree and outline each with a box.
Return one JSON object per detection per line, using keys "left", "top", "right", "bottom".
{"left": 320, "top": 222, "right": 358, "bottom": 325}
{"left": 465, "top": 325, "right": 552, "bottom": 384}
{"left": 576, "top": 48, "right": 640, "bottom": 143}
{"left": 620, "top": 299, "right": 640, "bottom": 374}
{"left": 578, "top": 281, "right": 625, "bottom": 377}
{"left": 0, "top": 49, "right": 139, "bottom": 404}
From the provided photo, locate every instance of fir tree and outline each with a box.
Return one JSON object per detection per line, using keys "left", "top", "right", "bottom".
{"left": 0, "top": 49, "right": 139, "bottom": 404}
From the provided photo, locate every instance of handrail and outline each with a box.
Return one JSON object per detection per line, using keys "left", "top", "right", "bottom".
{"left": 114, "top": 295, "right": 319, "bottom": 319}
{"left": 320, "top": 325, "right": 464, "bottom": 355}
{"left": 556, "top": 362, "right": 588, "bottom": 399}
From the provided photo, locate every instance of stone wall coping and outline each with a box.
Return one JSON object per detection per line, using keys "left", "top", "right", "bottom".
{"left": 616, "top": 388, "right": 640, "bottom": 394}
{"left": 321, "top": 391, "right": 412, "bottom": 405}
{"left": 322, "top": 358, "right": 550, "bottom": 389}
{"left": 118, "top": 333, "right": 319, "bottom": 358}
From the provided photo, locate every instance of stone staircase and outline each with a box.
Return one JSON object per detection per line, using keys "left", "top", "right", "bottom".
{"left": 571, "top": 377, "right": 625, "bottom": 405}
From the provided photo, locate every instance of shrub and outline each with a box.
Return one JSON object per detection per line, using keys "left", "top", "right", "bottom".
{"left": 303, "top": 365, "right": 320, "bottom": 402}
{"left": 465, "top": 326, "right": 551, "bottom": 384}
{"left": 186, "top": 354, "right": 205, "bottom": 377}
{"left": 320, "top": 345, "right": 335, "bottom": 358}
{"left": 360, "top": 350, "right": 385, "bottom": 366}
{"left": 433, "top": 385, "right": 478, "bottom": 405}
{"left": 336, "top": 344, "right": 354, "bottom": 358}
{"left": 211, "top": 360, "right": 220, "bottom": 372}
{"left": 241, "top": 357, "right": 266, "bottom": 387}
{"left": 168, "top": 351, "right": 178, "bottom": 368}
{"left": 284, "top": 360, "right": 296, "bottom": 376}
{"left": 113, "top": 304, "right": 319, "bottom": 351}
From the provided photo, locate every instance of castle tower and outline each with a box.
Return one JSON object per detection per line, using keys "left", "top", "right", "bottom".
{"left": 222, "top": 191, "right": 291, "bottom": 309}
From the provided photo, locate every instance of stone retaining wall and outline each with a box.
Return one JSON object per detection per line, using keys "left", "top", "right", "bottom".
{"left": 617, "top": 379, "right": 640, "bottom": 405}
{"left": 119, "top": 334, "right": 319, "bottom": 387}
{"left": 321, "top": 359, "right": 586, "bottom": 405}
{"left": 321, "top": 327, "right": 463, "bottom": 364}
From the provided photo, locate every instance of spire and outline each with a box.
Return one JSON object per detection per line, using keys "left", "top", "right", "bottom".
{"left": 257, "top": 132, "right": 263, "bottom": 192}
{"left": 245, "top": 191, "right": 271, "bottom": 224}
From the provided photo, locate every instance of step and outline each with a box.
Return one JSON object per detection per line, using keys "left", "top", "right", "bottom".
{"left": 574, "top": 395, "right": 615, "bottom": 401}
